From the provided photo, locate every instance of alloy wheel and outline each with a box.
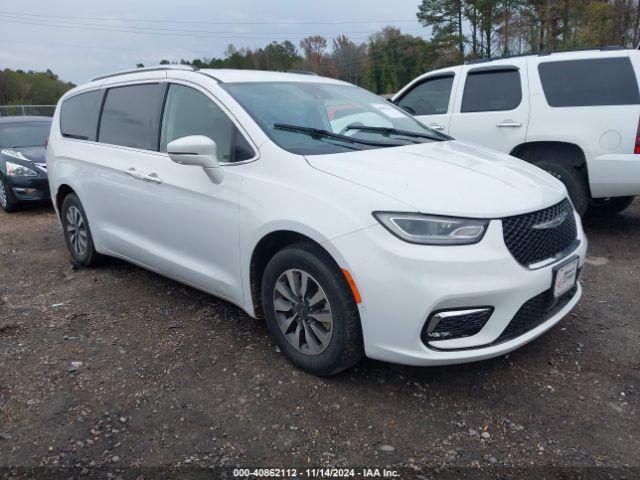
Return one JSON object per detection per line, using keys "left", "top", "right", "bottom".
{"left": 0, "top": 181, "right": 6, "bottom": 208}
{"left": 272, "top": 268, "right": 334, "bottom": 355}
{"left": 66, "top": 205, "right": 88, "bottom": 257}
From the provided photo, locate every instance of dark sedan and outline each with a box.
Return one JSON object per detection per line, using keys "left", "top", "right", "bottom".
{"left": 0, "top": 116, "right": 52, "bottom": 212}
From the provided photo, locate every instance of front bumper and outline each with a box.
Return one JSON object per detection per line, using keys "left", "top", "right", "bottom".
{"left": 328, "top": 212, "right": 587, "bottom": 366}
{"left": 7, "top": 175, "right": 51, "bottom": 202}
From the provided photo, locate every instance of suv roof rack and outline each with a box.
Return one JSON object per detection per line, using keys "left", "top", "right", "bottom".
{"left": 91, "top": 64, "right": 197, "bottom": 82}
{"left": 465, "top": 46, "right": 627, "bottom": 65}
{"left": 285, "top": 69, "right": 318, "bottom": 76}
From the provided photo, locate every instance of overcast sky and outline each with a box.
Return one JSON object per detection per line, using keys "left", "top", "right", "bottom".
{"left": 0, "top": 0, "right": 426, "bottom": 84}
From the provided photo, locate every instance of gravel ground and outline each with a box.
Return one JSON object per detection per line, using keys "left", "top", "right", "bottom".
{"left": 0, "top": 200, "right": 639, "bottom": 478}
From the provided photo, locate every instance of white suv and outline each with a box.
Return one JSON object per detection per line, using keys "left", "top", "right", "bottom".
{"left": 393, "top": 47, "right": 640, "bottom": 216}
{"left": 47, "top": 66, "right": 587, "bottom": 375}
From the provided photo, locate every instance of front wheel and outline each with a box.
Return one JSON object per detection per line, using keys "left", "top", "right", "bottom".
{"left": 261, "top": 243, "right": 364, "bottom": 376}
{"left": 61, "top": 193, "right": 101, "bottom": 267}
{"left": 0, "top": 174, "right": 19, "bottom": 213}
{"left": 586, "top": 196, "right": 635, "bottom": 217}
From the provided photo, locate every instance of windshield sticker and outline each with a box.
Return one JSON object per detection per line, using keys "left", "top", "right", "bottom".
{"left": 371, "top": 103, "right": 406, "bottom": 119}
{"left": 0, "top": 149, "right": 28, "bottom": 161}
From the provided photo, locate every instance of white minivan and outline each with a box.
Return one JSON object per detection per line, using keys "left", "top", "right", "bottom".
{"left": 392, "top": 47, "right": 640, "bottom": 216}
{"left": 47, "top": 66, "right": 587, "bottom": 375}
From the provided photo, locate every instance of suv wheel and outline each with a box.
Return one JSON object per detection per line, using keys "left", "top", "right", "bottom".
{"left": 61, "top": 193, "right": 101, "bottom": 267}
{"left": 535, "top": 160, "right": 589, "bottom": 216}
{"left": 587, "top": 196, "right": 635, "bottom": 217}
{"left": 261, "top": 243, "right": 364, "bottom": 376}
{"left": 0, "top": 174, "right": 19, "bottom": 213}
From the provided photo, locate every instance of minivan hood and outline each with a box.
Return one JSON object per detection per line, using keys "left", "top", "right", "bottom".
{"left": 305, "top": 141, "right": 567, "bottom": 218}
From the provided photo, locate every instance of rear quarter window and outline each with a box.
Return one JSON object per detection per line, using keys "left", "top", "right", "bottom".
{"left": 60, "top": 90, "right": 103, "bottom": 141}
{"left": 538, "top": 57, "right": 640, "bottom": 107}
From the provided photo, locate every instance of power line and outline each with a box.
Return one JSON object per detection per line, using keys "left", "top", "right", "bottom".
{"left": 0, "top": 16, "right": 425, "bottom": 41}
{"left": 0, "top": 13, "right": 421, "bottom": 36}
{"left": 0, "top": 9, "right": 417, "bottom": 26}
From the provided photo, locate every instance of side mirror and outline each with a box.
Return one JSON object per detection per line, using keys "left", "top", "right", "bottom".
{"left": 167, "top": 135, "right": 223, "bottom": 184}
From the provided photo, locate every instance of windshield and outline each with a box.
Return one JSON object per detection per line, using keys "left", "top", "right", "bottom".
{"left": 223, "top": 82, "right": 449, "bottom": 155}
{"left": 0, "top": 122, "right": 51, "bottom": 148}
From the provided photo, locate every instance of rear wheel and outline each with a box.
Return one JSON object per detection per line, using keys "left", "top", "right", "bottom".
{"left": 586, "top": 196, "right": 635, "bottom": 217}
{"left": 61, "top": 193, "right": 101, "bottom": 267}
{"left": 261, "top": 242, "right": 364, "bottom": 376}
{"left": 0, "top": 174, "right": 19, "bottom": 213}
{"left": 535, "top": 160, "right": 589, "bottom": 216}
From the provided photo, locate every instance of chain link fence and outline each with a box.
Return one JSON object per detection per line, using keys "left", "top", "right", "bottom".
{"left": 0, "top": 105, "right": 56, "bottom": 117}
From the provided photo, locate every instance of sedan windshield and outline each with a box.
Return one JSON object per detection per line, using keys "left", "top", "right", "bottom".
{"left": 0, "top": 122, "right": 51, "bottom": 148}
{"left": 223, "top": 82, "right": 450, "bottom": 155}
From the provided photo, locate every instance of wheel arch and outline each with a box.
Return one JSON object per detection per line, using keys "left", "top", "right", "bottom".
{"left": 248, "top": 229, "right": 345, "bottom": 319}
{"left": 55, "top": 183, "right": 77, "bottom": 216}
{"left": 509, "top": 141, "right": 590, "bottom": 184}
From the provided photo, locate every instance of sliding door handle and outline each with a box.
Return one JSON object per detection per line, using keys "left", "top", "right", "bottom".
{"left": 428, "top": 123, "right": 445, "bottom": 131}
{"left": 497, "top": 120, "right": 523, "bottom": 128}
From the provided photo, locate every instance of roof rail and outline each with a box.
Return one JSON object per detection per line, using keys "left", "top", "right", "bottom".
{"left": 91, "top": 65, "right": 197, "bottom": 82}
{"left": 465, "top": 46, "right": 627, "bottom": 65}
{"left": 286, "top": 69, "right": 319, "bottom": 76}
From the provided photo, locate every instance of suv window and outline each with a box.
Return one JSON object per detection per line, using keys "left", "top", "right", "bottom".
{"left": 159, "top": 84, "right": 254, "bottom": 162}
{"left": 538, "top": 57, "right": 640, "bottom": 107}
{"left": 60, "top": 90, "right": 103, "bottom": 141}
{"left": 461, "top": 69, "right": 522, "bottom": 113}
{"left": 98, "top": 84, "right": 165, "bottom": 150}
{"left": 397, "top": 75, "right": 454, "bottom": 115}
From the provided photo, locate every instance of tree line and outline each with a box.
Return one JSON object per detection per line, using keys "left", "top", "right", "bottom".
{"left": 0, "top": 69, "right": 74, "bottom": 106}
{"left": 149, "top": 0, "right": 640, "bottom": 94}
{"left": 2, "top": 0, "right": 639, "bottom": 106}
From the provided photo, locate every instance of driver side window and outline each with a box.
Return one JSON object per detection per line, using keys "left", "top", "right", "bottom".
{"left": 397, "top": 75, "right": 454, "bottom": 116}
{"left": 160, "top": 84, "right": 254, "bottom": 163}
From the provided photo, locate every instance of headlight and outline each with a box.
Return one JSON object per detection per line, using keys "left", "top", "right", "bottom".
{"left": 373, "top": 212, "right": 489, "bottom": 245}
{"left": 6, "top": 161, "right": 38, "bottom": 177}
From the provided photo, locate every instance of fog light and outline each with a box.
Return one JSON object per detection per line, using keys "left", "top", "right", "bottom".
{"left": 13, "top": 187, "right": 37, "bottom": 194}
{"left": 422, "top": 307, "right": 493, "bottom": 344}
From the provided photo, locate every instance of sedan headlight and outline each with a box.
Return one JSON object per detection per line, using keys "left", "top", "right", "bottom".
{"left": 6, "top": 161, "right": 38, "bottom": 177}
{"left": 373, "top": 212, "right": 489, "bottom": 245}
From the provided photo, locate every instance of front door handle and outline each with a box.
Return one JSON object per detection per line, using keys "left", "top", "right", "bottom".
{"left": 428, "top": 123, "right": 445, "bottom": 131}
{"left": 497, "top": 120, "right": 523, "bottom": 128}
{"left": 123, "top": 168, "right": 162, "bottom": 184}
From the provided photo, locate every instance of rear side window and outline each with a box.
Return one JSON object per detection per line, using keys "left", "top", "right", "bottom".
{"left": 98, "top": 84, "right": 166, "bottom": 150}
{"left": 538, "top": 57, "right": 640, "bottom": 107}
{"left": 397, "top": 75, "right": 454, "bottom": 115}
{"left": 60, "top": 90, "right": 103, "bottom": 141}
{"left": 461, "top": 69, "right": 522, "bottom": 113}
{"left": 160, "top": 84, "right": 254, "bottom": 162}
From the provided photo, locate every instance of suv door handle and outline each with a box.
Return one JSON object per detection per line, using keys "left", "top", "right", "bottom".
{"left": 428, "top": 123, "right": 445, "bottom": 131}
{"left": 123, "top": 168, "right": 162, "bottom": 184}
{"left": 497, "top": 120, "right": 523, "bottom": 128}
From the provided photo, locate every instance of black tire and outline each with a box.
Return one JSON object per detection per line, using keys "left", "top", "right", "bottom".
{"left": 535, "top": 160, "right": 589, "bottom": 216}
{"left": 60, "top": 193, "right": 101, "bottom": 267}
{"left": 586, "top": 196, "right": 635, "bottom": 217}
{"left": 0, "top": 173, "right": 19, "bottom": 213}
{"left": 261, "top": 242, "right": 364, "bottom": 376}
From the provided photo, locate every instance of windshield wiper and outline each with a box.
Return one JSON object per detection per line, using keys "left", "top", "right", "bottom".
{"left": 344, "top": 125, "right": 447, "bottom": 142}
{"left": 273, "top": 123, "right": 405, "bottom": 148}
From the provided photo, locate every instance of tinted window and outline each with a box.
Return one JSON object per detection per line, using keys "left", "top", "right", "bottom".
{"left": 397, "top": 75, "right": 454, "bottom": 115}
{"left": 159, "top": 84, "right": 254, "bottom": 162}
{"left": 539, "top": 57, "right": 640, "bottom": 107}
{"left": 461, "top": 69, "right": 522, "bottom": 112}
{"left": 0, "top": 122, "right": 51, "bottom": 148}
{"left": 60, "top": 90, "right": 103, "bottom": 141}
{"left": 98, "top": 84, "right": 165, "bottom": 150}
